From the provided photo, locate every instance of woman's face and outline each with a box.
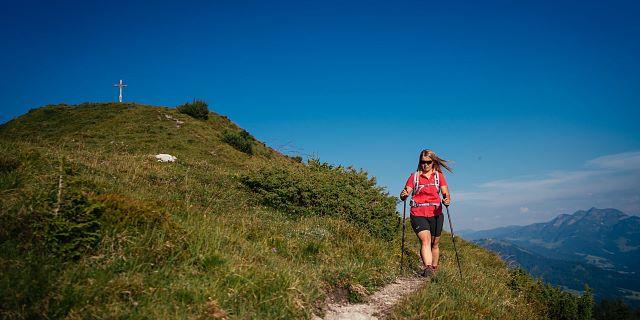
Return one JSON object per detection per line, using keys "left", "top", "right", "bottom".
{"left": 420, "top": 156, "right": 433, "bottom": 171}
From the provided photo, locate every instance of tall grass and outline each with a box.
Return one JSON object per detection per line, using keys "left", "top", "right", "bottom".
{"left": 389, "top": 236, "right": 543, "bottom": 319}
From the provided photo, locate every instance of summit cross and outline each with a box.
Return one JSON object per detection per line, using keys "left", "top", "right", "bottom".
{"left": 113, "top": 79, "right": 128, "bottom": 103}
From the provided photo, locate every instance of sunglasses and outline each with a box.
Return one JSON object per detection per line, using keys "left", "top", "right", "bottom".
{"left": 420, "top": 160, "right": 433, "bottom": 165}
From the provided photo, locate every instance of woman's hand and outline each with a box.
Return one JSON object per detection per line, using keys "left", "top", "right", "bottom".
{"left": 400, "top": 189, "right": 409, "bottom": 201}
{"left": 441, "top": 186, "right": 451, "bottom": 206}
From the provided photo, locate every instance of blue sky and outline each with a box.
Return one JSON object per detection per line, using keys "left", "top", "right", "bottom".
{"left": 1, "top": 0, "right": 639, "bottom": 230}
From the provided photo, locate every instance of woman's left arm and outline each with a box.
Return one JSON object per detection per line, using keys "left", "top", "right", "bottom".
{"left": 441, "top": 186, "right": 451, "bottom": 206}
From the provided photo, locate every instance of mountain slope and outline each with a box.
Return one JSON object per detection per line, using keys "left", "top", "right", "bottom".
{"left": 474, "top": 238, "right": 640, "bottom": 305}
{"left": 0, "top": 102, "right": 574, "bottom": 319}
{"left": 465, "top": 208, "right": 640, "bottom": 306}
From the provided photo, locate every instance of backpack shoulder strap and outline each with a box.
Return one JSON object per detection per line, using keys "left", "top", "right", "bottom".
{"left": 412, "top": 171, "right": 419, "bottom": 196}
{"left": 435, "top": 171, "right": 441, "bottom": 195}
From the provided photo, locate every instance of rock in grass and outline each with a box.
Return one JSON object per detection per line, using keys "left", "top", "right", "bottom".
{"left": 155, "top": 154, "right": 177, "bottom": 162}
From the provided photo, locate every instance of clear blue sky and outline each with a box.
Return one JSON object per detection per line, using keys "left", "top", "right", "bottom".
{"left": 2, "top": 0, "right": 639, "bottom": 230}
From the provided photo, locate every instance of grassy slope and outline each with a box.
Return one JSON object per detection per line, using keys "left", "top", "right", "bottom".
{"left": 0, "top": 103, "right": 542, "bottom": 319}
{"left": 389, "top": 240, "right": 540, "bottom": 319}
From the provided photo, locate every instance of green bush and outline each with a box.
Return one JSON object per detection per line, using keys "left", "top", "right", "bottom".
{"left": 240, "top": 158, "right": 397, "bottom": 240}
{"left": 34, "top": 191, "right": 104, "bottom": 261}
{"left": 509, "top": 268, "right": 593, "bottom": 320}
{"left": 177, "top": 99, "right": 209, "bottom": 120}
{"left": 222, "top": 130, "right": 254, "bottom": 155}
{"left": 593, "top": 298, "right": 640, "bottom": 319}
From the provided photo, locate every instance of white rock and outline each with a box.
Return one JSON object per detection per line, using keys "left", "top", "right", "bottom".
{"left": 155, "top": 154, "right": 177, "bottom": 162}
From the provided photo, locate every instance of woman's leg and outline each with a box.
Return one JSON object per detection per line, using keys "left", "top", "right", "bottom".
{"left": 431, "top": 214, "right": 444, "bottom": 270}
{"left": 431, "top": 236, "right": 440, "bottom": 269}
{"left": 417, "top": 230, "right": 433, "bottom": 268}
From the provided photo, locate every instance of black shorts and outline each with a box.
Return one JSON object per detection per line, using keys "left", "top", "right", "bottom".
{"left": 410, "top": 215, "right": 444, "bottom": 237}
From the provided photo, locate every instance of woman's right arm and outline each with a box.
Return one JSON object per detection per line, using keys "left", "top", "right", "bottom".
{"left": 401, "top": 173, "right": 414, "bottom": 200}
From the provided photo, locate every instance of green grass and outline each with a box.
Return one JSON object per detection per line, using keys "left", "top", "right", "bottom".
{"left": 389, "top": 236, "right": 543, "bottom": 319}
{"left": 0, "top": 103, "right": 576, "bottom": 319}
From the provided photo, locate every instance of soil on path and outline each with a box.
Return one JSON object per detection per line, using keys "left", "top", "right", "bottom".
{"left": 315, "top": 277, "right": 427, "bottom": 320}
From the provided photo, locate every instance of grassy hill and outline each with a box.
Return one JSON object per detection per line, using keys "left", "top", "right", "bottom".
{"left": 1, "top": 103, "right": 588, "bottom": 319}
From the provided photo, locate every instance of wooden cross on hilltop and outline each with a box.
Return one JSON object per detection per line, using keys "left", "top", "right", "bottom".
{"left": 113, "top": 79, "right": 128, "bottom": 103}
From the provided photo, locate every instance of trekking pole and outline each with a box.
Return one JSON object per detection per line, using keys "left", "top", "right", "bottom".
{"left": 444, "top": 198, "right": 463, "bottom": 279}
{"left": 401, "top": 199, "right": 407, "bottom": 272}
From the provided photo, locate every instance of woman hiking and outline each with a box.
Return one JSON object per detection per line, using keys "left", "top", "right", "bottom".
{"left": 400, "top": 149, "right": 452, "bottom": 278}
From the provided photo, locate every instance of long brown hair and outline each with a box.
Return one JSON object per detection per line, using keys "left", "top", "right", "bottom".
{"left": 416, "top": 149, "right": 452, "bottom": 173}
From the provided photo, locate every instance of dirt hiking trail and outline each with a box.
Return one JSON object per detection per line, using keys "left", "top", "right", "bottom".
{"left": 315, "top": 277, "right": 427, "bottom": 320}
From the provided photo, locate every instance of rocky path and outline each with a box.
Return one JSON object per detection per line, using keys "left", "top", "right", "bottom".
{"left": 316, "top": 277, "right": 427, "bottom": 320}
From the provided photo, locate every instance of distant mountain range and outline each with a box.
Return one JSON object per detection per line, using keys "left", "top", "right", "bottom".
{"left": 460, "top": 208, "right": 640, "bottom": 306}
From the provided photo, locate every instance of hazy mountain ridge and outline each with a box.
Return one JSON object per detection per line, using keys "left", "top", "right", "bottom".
{"left": 465, "top": 208, "right": 640, "bottom": 306}
{"left": 463, "top": 208, "right": 640, "bottom": 270}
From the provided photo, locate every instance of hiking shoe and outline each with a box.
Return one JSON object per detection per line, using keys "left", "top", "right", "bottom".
{"left": 421, "top": 267, "right": 434, "bottom": 278}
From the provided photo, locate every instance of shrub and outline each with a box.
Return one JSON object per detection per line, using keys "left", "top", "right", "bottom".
{"left": 240, "top": 158, "right": 397, "bottom": 240}
{"left": 35, "top": 191, "right": 104, "bottom": 260}
{"left": 222, "top": 130, "right": 254, "bottom": 155}
{"left": 593, "top": 298, "right": 638, "bottom": 319}
{"left": 26, "top": 191, "right": 172, "bottom": 262}
{"left": 177, "top": 99, "right": 209, "bottom": 120}
{"left": 509, "top": 268, "right": 593, "bottom": 320}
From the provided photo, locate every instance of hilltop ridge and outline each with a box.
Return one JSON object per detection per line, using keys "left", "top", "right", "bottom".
{"left": 1, "top": 102, "right": 276, "bottom": 161}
